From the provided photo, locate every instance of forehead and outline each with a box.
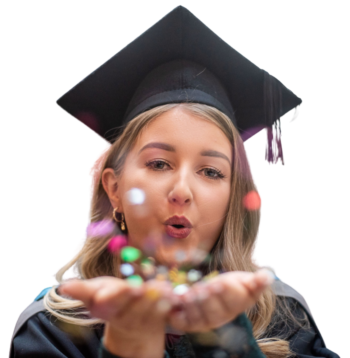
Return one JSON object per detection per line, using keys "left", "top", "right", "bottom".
{"left": 134, "top": 107, "right": 232, "bottom": 157}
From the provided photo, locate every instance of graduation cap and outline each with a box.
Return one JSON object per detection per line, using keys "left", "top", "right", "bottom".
{"left": 57, "top": 6, "right": 301, "bottom": 164}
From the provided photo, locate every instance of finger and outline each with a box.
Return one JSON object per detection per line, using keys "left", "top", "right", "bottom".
{"left": 239, "top": 269, "right": 274, "bottom": 301}
{"left": 118, "top": 280, "right": 170, "bottom": 327}
{"left": 92, "top": 284, "right": 142, "bottom": 319}
{"left": 59, "top": 277, "right": 142, "bottom": 321}
{"left": 168, "top": 309, "right": 188, "bottom": 331}
{"left": 182, "top": 290, "right": 205, "bottom": 329}
{"left": 145, "top": 279, "right": 174, "bottom": 317}
{"left": 59, "top": 278, "right": 108, "bottom": 306}
{"left": 195, "top": 284, "right": 228, "bottom": 329}
{"left": 218, "top": 277, "right": 257, "bottom": 313}
{"left": 254, "top": 269, "right": 275, "bottom": 288}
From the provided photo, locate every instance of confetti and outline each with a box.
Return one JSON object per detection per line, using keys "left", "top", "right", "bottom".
{"left": 187, "top": 269, "right": 202, "bottom": 282}
{"left": 145, "top": 288, "right": 160, "bottom": 300}
{"left": 175, "top": 250, "right": 186, "bottom": 262}
{"left": 120, "top": 263, "right": 134, "bottom": 276}
{"left": 141, "top": 261, "right": 155, "bottom": 277}
{"left": 203, "top": 270, "right": 219, "bottom": 282}
{"left": 108, "top": 236, "right": 128, "bottom": 253}
{"left": 121, "top": 247, "right": 141, "bottom": 262}
{"left": 111, "top": 228, "right": 224, "bottom": 299}
{"left": 242, "top": 190, "right": 261, "bottom": 211}
{"left": 87, "top": 220, "right": 115, "bottom": 237}
{"left": 156, "top": 274, "right": 167, "bottom": 281}
{"left": 126, "top": 275, "right": 143, "bottom": 287}
{"left": 126, "top": 188, "right": 146, "bottom": 205}
{"left": 173, "top": 284, "right": 189, "bottom": 295}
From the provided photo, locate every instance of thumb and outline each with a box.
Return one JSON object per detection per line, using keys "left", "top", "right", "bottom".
{"left": 255, "top": 269, "right": 275, "bottom": 288}
{"left": 241, "top": 269, "right": 275, "bottom": 300}
{"left": 58, "top": 278, "right": 106, "bottom": 306}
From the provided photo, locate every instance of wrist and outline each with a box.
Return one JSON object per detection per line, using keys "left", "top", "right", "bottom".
{"left": 103, "top": 323, "right": 165, "bottom": 358}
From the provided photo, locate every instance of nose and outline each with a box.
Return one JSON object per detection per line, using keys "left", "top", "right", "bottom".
{"left": 168, "top": 169, "right": 193, "bottom": 206}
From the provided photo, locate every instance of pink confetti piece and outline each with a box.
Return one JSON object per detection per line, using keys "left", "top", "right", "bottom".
{"left": 108, "top": 235, "right": 128, "bottom": 253}
{"left": 242, "top": 191, "right": 261, "bottom": 211}
{"left": 87, "top": 220, "right": 115, "bottom": 237}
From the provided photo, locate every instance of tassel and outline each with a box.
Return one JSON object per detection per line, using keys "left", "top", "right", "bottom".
{"left": 264, "top": 71, "right": 286, "bottom": 167}
{"left": 264, "top": 121, "right": 286, "bottom": 167}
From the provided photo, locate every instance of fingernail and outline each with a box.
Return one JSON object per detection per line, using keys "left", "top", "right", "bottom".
{"left": 258, "top": 269, "right": 275, "bottom": 285}
{"left": 56, "top": 284, "right": 62, "bottom": 295}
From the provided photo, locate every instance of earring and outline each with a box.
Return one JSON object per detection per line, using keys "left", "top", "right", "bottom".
{"left": 112, "top": 207, "right": 126, "bottom": 231}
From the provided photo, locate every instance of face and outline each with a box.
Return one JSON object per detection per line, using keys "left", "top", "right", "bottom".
{"left": 104, "top": 107, "right": 232, "bottom": 266}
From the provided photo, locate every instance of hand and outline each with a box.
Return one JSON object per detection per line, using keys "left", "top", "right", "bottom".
{"left": 60, "top": 277, "right": 173, "bottom": 358}
{"left": 168, "top": 269, "right": 274, "bottom": 332}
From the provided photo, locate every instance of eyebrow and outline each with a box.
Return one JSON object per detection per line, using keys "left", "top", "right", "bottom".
{"left": 139, "top": 142, "right": 231, "bottom": 164}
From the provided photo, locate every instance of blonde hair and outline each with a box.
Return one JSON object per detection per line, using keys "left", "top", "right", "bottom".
{"left": 44, "top": 103, "right": 292, "bottom": 357}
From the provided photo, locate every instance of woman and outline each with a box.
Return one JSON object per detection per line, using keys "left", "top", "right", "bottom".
{"left": 10, "top": 6, "right": 338, "bottom": 358}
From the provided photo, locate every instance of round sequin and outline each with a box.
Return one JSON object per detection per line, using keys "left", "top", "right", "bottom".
{"left": 121, "top": 246, "right": 141, "bottom": 262}
{"left": 120, "top": 263, "right": 134, "bottom": 276}
{"left": 108, "top": 236, "right": 128, "bottom": 253}
{"left": 242, "top": 190, "right": 261, "bottom": 211}
{"left": 126, "top": 275, "right": 143, "bottom": 287}
{"left": 126, "top": 188, "right": 146, "bottom": 205}
{"left": 173, "top": 284, "right": 189, "bottom": 295}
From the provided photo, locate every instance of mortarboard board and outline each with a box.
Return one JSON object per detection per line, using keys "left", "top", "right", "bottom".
{"left": 57, "top": 6, "right": 301, "bottom": 164}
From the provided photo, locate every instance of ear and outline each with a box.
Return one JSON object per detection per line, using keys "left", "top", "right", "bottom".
{"left": 101, "top": 168, "right": 123, "bottom": 211}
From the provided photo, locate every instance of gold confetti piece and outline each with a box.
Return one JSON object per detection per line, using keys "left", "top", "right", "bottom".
{"left": 141, "top": 262, "right": 155, "bottom": 276}
{"left": 191, "top": 331, "right": 219, "bottom": 346}
{"left": 57, "top": 321, "right": 93, "bottom": 342}
{"left": 145, "top": 288, "right": 160, "bottom": 300}
{"left": 202, "top": 270, "right": 219, "bottom": 281}
{"left": 177, "top": 271, "right": 187, "bottom": 284}
{"left": 156, "top": 274, "right": 167, "bottom": 281}
{"left": 169, "top": 267, "right": 178, "bottom": 281}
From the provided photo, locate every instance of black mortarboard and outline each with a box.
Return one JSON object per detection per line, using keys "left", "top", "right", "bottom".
{"left": 57, "top": 6, "right": 301, "bottom": 164}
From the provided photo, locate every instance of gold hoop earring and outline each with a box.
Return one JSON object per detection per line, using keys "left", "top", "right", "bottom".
{"left": 112, "top": 207, "right": 126, "bottom": 231}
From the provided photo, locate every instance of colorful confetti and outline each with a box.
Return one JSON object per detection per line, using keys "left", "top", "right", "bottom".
{"left": 126, "top": 275, "right": 143, "bottom": 287}
{"left": 120, "top": 263, "right": 134, "bottom": 276}
{"left": 242, "top": 190, "right": 261, "bottom": 211}
{"left": 108, "top": 235, "right": 128, "bottom": 253}
{"left": 87, "top": 220, "right": 115, "bottom": 237}
{"left": 121, "top": 246, "right": 141, "bottom": 262}
{"left": 126, "top": 188, "right": 146, "bottom": 205}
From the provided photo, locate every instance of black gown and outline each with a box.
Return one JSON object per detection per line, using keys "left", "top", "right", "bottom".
{"left": 9, "top": 281, "right": 339, "bottom": 358}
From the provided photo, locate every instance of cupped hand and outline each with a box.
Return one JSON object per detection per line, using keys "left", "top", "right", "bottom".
{"left": 59, "top": 276, "right": 176, "bottom": 340}
{"left": 168, "top": 269, "right": 274, "bottom": 332}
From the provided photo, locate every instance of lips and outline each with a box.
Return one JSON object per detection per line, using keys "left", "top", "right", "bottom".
{"left": 165, "top": 225, "right": 191, "bottom": 239}
{"left": 164, "top": 216, "right": 193, "bottom": 228}
{"left": 164, "top": 216, "right": 192, "bottom": 239}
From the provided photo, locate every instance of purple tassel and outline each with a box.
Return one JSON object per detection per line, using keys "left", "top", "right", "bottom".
{"left": 264, "top": 121, "right": 286, "bottom": 167}
{"left": 264, "top": 71, "right": 286, "bottom": 167}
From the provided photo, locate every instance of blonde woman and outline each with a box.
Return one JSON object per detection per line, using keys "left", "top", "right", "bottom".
{"left": 10, "top": 6, "right": 338, "bottom": 358}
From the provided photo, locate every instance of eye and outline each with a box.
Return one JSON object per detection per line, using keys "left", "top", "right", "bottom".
{"left": 201, "top": 168, "right": 226, "bottom": 180}
{"left": 145, "top": 160, "right": 226, "bottom": 180}
{"left": 145, "top": 160, "right": 171, "bottom": 171}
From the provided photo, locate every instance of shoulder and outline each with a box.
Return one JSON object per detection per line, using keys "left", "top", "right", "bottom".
{"left": 272, "top": 279, "right": 312, "bottom": 317}
{"left": 9, "top": 287, "right": 103, "bottom": 358}
{"left": 272, "top": 277, "right": 327, "bottom": 347}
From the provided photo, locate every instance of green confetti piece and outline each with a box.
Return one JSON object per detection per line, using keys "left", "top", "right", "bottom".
{"left": 121, "top": 246, "right": 141, "bottom": 262}
{"left": 126, "top": 275, "right": 143, "bottom": 287}
{"left": 141, "top": 258, "right": 152, "bottom": 265}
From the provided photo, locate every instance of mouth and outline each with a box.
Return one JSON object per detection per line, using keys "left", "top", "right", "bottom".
{"left": 164, "top": 225, "right": 192, "bottom": 239}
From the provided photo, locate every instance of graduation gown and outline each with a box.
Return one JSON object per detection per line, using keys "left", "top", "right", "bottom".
{"left": 9, "top": 280, "right": 339, "bottom": 358}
